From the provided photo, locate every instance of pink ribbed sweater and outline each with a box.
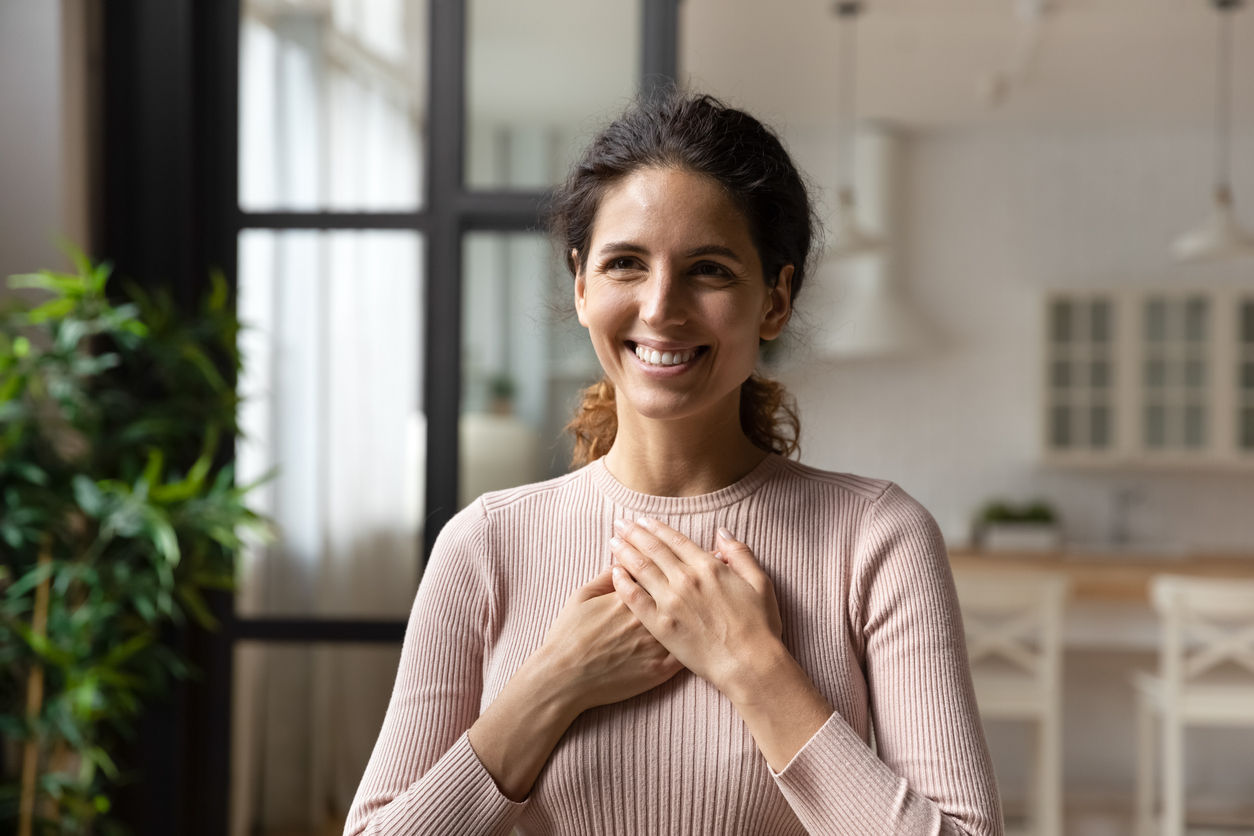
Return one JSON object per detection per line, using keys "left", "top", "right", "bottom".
{"left": 344, "top": 455, "right": 1003, "bottom": 835}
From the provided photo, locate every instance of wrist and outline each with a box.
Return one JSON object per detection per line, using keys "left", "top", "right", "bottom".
{"left": 717, "top": 637, "right": 795, "bottom": 706}
{"left": 517, "top": 645, "right": 588, "bottom": 723}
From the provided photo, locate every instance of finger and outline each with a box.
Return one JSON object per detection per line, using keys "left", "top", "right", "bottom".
{"left": 715, "top": 527, "right": 764, "bottom": 583}
{"left": 578, "top": 566, "right": 617, "bottom": 599}
{"left": 625, "top": 517, "right": 709, "bottom": 570}
{"left": 611, "top": 565, "right": 658, "bottom": 622}
{"left": 610, "top": 534, "right": 670, "bottom": 595}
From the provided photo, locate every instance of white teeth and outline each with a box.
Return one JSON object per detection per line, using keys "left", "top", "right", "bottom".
{"left": 634, "top": 345, "right": 697, "bottom": 366}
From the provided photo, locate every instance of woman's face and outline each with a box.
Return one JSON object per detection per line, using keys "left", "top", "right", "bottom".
{"left": 574, "top": 166, "right": 792, "bottom": 430}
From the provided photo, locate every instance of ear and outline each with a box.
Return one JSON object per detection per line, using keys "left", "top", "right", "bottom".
{"left": 573, "top": 250, "right": 589, "bottom": 327}
{"left": 759, "top": 264, "right": 793, "bottom": 341}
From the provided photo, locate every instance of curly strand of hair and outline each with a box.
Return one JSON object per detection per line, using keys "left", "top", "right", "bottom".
{"left": 740, "top": 374, "right": 801, "bottom": 458}
{"left": 566, "top": 374, "right": 800, "bottom": 468}
{"left": 566, "top": 378, "right": 619, "bottom": 468}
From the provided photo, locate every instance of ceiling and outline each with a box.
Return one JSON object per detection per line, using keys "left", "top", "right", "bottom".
{"left": 680, "top": 0, "right": 1254, "bottom": 132}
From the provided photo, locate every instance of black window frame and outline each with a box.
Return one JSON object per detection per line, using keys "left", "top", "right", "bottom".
{"left": 100, "top": 1, "right": 679, "bottom": 833}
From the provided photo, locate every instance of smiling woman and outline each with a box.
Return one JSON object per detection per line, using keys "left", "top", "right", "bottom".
{"left": 344, "top": 93, "right": 1003, "bottom": 836}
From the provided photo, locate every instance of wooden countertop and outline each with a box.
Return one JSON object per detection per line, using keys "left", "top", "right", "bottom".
{"left": 948, "top": 548, "right": 1254, "bottom": 603}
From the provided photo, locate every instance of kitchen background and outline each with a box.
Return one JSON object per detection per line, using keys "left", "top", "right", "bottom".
{"left": 3, "top": 0, "right": 1252, "bottom": 833}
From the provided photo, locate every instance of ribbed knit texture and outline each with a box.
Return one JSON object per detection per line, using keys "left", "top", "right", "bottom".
{"left": 344, "top": 455, "right": 1003, "bottom": 836}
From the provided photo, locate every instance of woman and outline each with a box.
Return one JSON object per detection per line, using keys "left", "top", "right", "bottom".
{"left": 345, "top": 93, "right": 1002, "bottom": 835}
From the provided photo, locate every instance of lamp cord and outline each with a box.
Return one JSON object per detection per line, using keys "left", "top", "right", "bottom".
{"left": 837, "top": 2, "right": 860, "bottom": 195}
{"left": 1215, "top": 6, "right": 1233, "bottom": 193}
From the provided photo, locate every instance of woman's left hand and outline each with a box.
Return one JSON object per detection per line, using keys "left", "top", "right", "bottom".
{"left": 609, "top": 518, "right": 783, "bottom": 693}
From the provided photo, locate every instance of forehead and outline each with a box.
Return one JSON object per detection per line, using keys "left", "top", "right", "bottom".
{"left": 589, "top": 167, "right": 756, "bottom": 254}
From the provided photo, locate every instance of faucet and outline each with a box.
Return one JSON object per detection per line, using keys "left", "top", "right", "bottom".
{"left": 1109, "top": 486, "right": 1145, "bottom": 546}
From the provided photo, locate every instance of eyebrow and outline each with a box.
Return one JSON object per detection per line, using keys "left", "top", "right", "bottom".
{"left": 596, "top": 242, "right": 747, "bottom": 264}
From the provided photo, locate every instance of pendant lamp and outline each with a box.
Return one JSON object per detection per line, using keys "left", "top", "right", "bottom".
{"left": 1173, "top": 0, "right": 1254, "bottom": 263}
{"left": 827, "top": 1, "right": 883, "bottom": 259}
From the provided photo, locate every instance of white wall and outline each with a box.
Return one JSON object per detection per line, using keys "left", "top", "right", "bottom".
{"left": 0, "top": 1, "right": 70, "bottom": 282}
{"left": 778, "top": 124, "right": 1254, "bottom": 552}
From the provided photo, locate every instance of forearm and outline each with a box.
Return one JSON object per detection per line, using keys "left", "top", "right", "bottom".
{"left": 466, "top": 650, "right": 581, "bottom": 801}
{"left": 720, "top": 639, "right": 834, "bottom": 772}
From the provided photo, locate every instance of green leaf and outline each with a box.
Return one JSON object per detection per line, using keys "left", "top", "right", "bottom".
{"left": 13, "top": 335, "right": 30, "bottom": 357}
{"left": 145, "top": 508, "right": 180, "bottom": 566}
{"left": 72, "top": 475, "right": 105, "bottom": 517}
{"left": 5, "top": 559, "right": 56, "bottom": 600}
{"left": 26, "top": 296, "right": 78, "bottom": 324}
{"left": 7, "top": 270, "right": 84, "bottom": 295}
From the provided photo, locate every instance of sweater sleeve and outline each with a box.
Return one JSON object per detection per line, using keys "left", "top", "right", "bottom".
{"left": 771, "top": 483, "right": 1004, "bottom": 836}
{"left": 343, "top": 501, "right": 528, "bottom": 836}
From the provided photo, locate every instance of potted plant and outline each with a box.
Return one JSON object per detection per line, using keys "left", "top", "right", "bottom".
{"left": 975, "top": 499, "right": 1062, "bottom": 553}
{"left": 0, "top": 252, "right": 270, "bottom": 834}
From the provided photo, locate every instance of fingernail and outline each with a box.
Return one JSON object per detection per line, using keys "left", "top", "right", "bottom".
{"left": 714, "top": 550, "right": 727, "bottom": 563}
{"left": 612, "top": 518, "right": 630, "bottom": 534}
{"left": 612, "top": 566, "right": 624, "bottom": 582}
{"left": 637, "top": 517, "right": 656, "bottom": 530}
{"left": 609, "top": 536, "right": 624, "bottom": 550}
{"left": 717, "top": 526, "right": 734, "bottom": 541}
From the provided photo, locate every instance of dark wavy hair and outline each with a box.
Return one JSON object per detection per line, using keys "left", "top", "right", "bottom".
{"left": 548, "top": 92, "right": 817, "bottom": 466}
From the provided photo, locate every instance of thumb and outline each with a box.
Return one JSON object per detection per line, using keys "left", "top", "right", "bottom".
{"left": 715, "top": 527, "right": 760, "bottom": 578}
{"left": 577, "top": 566, "right": 617, "bottom": 599}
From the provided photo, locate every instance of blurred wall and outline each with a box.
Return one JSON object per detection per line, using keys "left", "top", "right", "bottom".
{"left": 0, "top": 0, "right": 89, "bottom": 286}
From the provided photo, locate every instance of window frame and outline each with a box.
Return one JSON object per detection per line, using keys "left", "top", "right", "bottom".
{"left": 99, "top": 2, "right": 679, "bottom": 833}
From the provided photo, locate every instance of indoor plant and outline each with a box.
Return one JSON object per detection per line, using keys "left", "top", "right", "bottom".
{"left": 0, "top": 252, "right": 270, "bottom": 834}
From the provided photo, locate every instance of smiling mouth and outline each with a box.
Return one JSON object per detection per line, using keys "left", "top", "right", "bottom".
{"left": 627, "top": 342, "right": 707, "bottom": 367}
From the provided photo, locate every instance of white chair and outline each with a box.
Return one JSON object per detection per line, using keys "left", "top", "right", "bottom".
{"left": 1133, "top": 574, "right": 1254, "bottom": 836}
{"left": 954, "top": 568, "right": 1069, "bottom": 836}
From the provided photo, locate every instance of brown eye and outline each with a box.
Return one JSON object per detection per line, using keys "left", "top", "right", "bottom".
{"left": 692, "top": 261, "right": 731, "bottom": 278}
{"left": 606, "top": 257, "right": 640, "bottom": 271}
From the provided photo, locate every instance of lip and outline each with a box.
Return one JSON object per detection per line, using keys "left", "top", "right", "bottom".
{"left": 627, "top": 338, "right": 703, "bottom": 352}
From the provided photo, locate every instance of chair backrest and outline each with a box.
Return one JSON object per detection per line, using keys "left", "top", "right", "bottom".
{"left": 1149, "top": 575, "right": 1254, "bottom": 685}
{"left": 953, "top": 568, "right": 1070, "bottom": 684}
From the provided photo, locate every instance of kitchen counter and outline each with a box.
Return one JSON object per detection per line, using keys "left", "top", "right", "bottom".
{"left": 948, "top": 548, "right": 1254, "bottom": 603}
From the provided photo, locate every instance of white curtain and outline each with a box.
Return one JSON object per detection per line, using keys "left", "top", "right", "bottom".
{"left": 233, "top": 4, "right": 425, "bottom": 832}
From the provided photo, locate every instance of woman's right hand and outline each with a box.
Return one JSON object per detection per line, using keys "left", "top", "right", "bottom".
{"left": 468, "top": 568, "right": 682, "bottom": 800}
{"left": 532, "top": 567, "right": 684, "bottom": 715}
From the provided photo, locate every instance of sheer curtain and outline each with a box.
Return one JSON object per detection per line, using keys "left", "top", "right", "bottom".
{"left": 233, "top": 3, "right": 425, "bottom": 832}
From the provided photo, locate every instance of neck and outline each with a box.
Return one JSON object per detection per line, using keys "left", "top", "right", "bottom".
{"left": 602, "top": 402, "right": 769, "bottom": 497}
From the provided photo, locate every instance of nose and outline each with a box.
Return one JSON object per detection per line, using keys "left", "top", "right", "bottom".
{"left": 639, "top": 267, "right": 688, "bottom": 328}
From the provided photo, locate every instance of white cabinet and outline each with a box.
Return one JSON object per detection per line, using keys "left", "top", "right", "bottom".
{"left": 1044, "top": 288, "right": 1254, "bottom": 468}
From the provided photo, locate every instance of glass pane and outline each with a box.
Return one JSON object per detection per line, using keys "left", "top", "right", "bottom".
{"left": 459, "top": 232, "right": 600, "bottom": 508}
{"left": 1145, "top": 299, "right": 1167, "bottom": 342}
{"left": 1184, "top": 297, "right": 1208, "bottom": 342}
{"left": 1145, "top": 356, "right": 1166, "bottom": 388}
{"left": 1051, "top": 405, "right": 1071, "bottom": 448}
{"left": 466, "top": 0, "right": 640, "bottom": 189}
{"left": 1090, "top": 300, "right": 1110, "bottom": 343}
{"left": 236, "top": 230, "right": 425, "bottom": 618}
{"left": 239, "top": 0, "right": 427, "bottom": 211}
{"left": 1090, "top": 359, "right": 1110, "bottom": 388}
{"left": 1184, "top": 404, "right": 1206, "bottom": 448}
{"left": 1242, "top": 362, "right": 1254, "bottom": 390}
{"left": 1090, "top": 405, "right": 1111, "bottom": 448}
{"left": 1051, "top": 360, "right": 1071, "bottom": 388}
{"left": 1242, "top": 301, "right": 1254, "bottom": 342}
{"left": 1145, "top": 404, "right": 1166, "bottom": 448}
{"left": 230, "top": 641, "right": 401, "bottom": 836}
{"left": 1184, "top": 357, "right": 1206, "bottom": 389}
{"left": 1050, "top": 301, "right": 1073, "bottom": 343}
{"left": 1242, "top": 407, "right": 1254, "bottom": 450}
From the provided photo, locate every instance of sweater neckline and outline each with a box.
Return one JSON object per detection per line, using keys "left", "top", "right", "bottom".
{"left": 587, "top": 453, "right": 783, "bottom": 514}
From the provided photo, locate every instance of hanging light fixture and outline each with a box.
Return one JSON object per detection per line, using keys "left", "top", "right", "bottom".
{"left": 827, "top": 1, "right": 883, "bottom": 259}
{"left": 1172, "top": 0, "right": 1254, "bottom": 263}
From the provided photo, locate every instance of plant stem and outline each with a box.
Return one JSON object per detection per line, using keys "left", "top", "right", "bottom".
{"left": 19, "top": 545, "right": 52, "bottom": 836}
